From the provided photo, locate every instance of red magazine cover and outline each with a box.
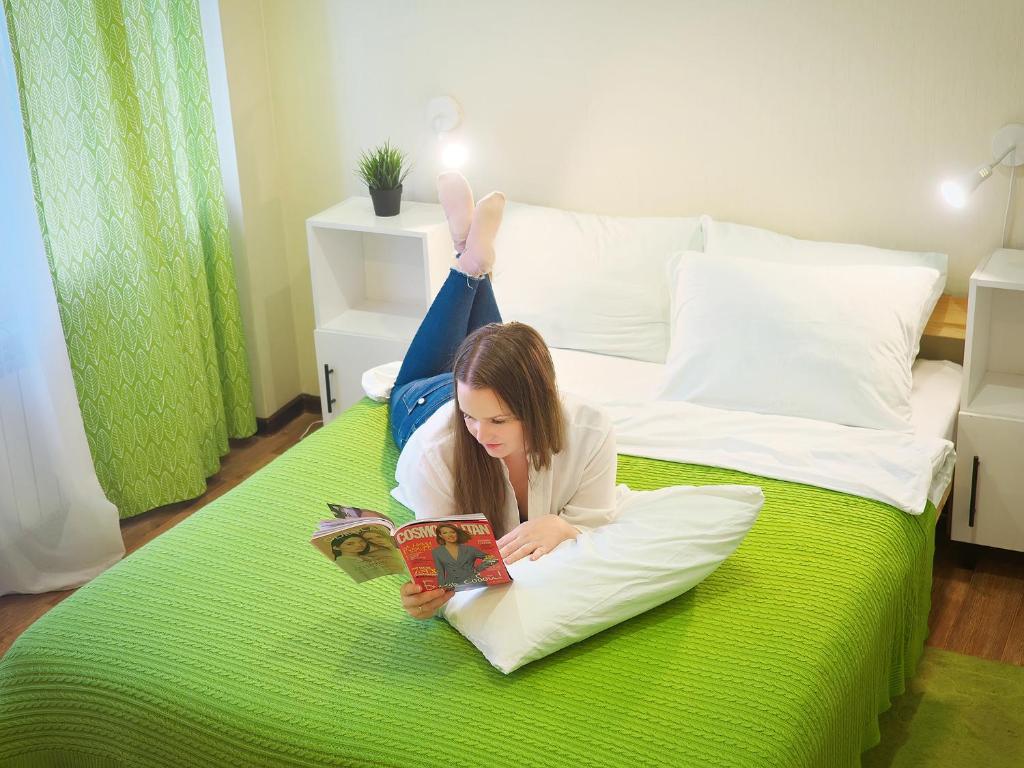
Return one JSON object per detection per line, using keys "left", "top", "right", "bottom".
{"left": 311, "top": 506, "right": 512, "bottom": 592}
{"left": 394, "top": 515, "right": 512, "bottom": 592}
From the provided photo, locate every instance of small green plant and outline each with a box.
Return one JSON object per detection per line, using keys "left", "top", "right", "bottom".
{"left": 356, "top": 140, "right": 412, "bottom": 190}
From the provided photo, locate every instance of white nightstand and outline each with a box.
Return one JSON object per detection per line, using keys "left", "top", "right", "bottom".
{"left": 951, "top": 248, "right": 1024, "bottom": 551}
{"left": 306, "top": 197, "right": 451, "bottom": 423}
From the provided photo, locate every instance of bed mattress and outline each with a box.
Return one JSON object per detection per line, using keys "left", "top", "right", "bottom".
{"left": 0, "top": 399, "right": 936, "bottom": 767}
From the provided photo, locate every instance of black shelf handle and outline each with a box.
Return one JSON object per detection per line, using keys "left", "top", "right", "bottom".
{"left": 968, "top": 455, "right": 980, "bottom": 528}
{"left": 323, "top": 363, "right": 336, "bottom": 414}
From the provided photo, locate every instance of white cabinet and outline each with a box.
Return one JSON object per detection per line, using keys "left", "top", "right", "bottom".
{"left": 307, "top": 198, "right": 451, "bottom": 423}
{"left": 951, "top": 413, "right": 1024, "bottom": 548}
{"left": 951, "top": 249, "right": 1024, "bottom": 551}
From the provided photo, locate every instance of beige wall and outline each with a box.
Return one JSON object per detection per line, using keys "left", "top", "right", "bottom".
{"left": 215, "top": 0, "right": 1024, "bottom": 411}
{"left": 212, "top": 1, "right": 313, "bottom": 415}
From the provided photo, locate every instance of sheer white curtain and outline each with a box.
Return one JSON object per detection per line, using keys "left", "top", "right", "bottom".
{"left": 0, "top": 14, "right": 123, "bottom": 595}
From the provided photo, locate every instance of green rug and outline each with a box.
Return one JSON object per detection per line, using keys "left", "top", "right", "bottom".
{"left": 864, "top": 648, "right": 1024, "bottom": 767}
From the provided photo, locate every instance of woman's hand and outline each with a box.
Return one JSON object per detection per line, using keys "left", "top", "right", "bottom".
{"left": 400, "top": 581, "right": 453, "bottom": 620}
{"left": 497, "top": 515, "right": 578, "bottom": 565}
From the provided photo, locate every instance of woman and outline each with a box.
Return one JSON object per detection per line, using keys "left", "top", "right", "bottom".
{"left": 330, "top": 532, "right": 378, "bottom": 583}
{"left": 430, "top": 523, "right": 496, "bottom": 589}
{"left": 330, "top": 532, "right": 372, "bottom": 559}
{"left": 331, "top": 532, "right": 403, "bottom": 582}
{"left": 393, "top": 172, "right": 618, "bottom": 620}
{"left": 360, "top": 528, "right": 397, "bottom": 553}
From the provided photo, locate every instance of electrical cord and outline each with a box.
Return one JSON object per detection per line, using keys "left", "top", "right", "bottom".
{"left": 300, "top": 419, "right": 323, "bottom": 440}
{"left": 1002, "top": 151, "right": 1017, "bottom": 249}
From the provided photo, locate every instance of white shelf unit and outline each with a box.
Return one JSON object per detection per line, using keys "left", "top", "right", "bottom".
{"left": 952, "top": 249, "right": 1024, "bottom": 551}
{"left": 307, "top": 197, "right": 451, "bottom": 422}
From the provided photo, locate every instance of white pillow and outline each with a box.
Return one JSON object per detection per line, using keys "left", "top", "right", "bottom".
{"left": 361, "top": 360, "right": 401, "bottom": 402}
{"left": 441, "top": 483, "right": 763, "bottom": 674}
{"left": 492, "top": 203, "right": 702, "bottom": 363}
{"left": 658, "top": 252, "right": 940, "bottom": 431}
{"left": 700, "top": 216, "right": 947, "bottom": 361}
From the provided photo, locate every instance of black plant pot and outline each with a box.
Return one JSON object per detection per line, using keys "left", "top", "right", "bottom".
{"left": 369, "top": 185, "right": 402, "bottom": 217}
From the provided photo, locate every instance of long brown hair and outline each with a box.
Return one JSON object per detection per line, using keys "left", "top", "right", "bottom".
{"left": 451, "top": 322, "right": 565, "bottom": 532}
{"left": 434, "top": 524, "right": 471, "bottom": 545}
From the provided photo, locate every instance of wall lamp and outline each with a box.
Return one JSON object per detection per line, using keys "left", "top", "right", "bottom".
{"left": 940, "top": 123, "right": 1024, "bottom": 247}
{"left": 426, "top": 95, "right": 467, "bottom": 169}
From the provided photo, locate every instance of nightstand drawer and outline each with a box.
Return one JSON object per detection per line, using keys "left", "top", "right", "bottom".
{"left": 314, "top": 329, "right": 411, "bottom": 423}
{"left": 951, "top": 412, "right": 1024, "bottom": 551}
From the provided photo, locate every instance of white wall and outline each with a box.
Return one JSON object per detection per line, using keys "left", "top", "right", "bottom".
{"left": 218, "top": 0, "right": 1024, "bottom": 408}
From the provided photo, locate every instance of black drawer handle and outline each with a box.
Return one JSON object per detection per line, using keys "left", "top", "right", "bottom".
{"left": 323, "top": 364, "right": 336, "bottom": 413}
{"left": 968, "top": 455, "right": 980, "bottom": 528}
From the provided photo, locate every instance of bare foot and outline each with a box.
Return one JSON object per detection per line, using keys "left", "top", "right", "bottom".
{"left": 437, "top": 172, "right": 474, "bottom": 253}
{"left": 460, "top": 191, "right": 506, "bottom": 277}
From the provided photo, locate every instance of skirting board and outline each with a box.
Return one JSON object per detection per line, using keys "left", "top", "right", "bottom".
{"left": 255, "top": 394, "right": 321, "bottom": 435}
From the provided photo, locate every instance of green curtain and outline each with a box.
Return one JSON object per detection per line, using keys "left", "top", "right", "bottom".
{"left": 4, "top": 0, "right": 256, "bottom": 517}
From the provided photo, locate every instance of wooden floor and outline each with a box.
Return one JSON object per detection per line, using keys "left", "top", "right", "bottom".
{"left": 930, "top": 519, "right": 1024, "bottom": 665}
{"left": 2, "top": 409, "right": 1024, "bottom": 665}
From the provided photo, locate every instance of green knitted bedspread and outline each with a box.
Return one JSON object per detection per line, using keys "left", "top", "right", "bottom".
{"left": 0, "top": 400, "right": 935, "bottom": 768}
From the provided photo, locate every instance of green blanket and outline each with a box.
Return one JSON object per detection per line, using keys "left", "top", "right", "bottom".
{"left": 0, "top": 400, "right": 935, "bottom": 767}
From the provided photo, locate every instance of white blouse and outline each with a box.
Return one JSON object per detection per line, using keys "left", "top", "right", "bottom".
{"left": 391, "top": 393, "right": 618, "bottom": 538}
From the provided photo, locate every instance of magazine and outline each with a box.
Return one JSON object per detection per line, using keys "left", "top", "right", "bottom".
{"left": 311, "top": 504, "right": 513, "bottom": 592}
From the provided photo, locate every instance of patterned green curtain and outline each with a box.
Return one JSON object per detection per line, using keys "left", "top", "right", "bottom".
{"left": 4, "top": 0, "right": 256, "bottom": 517}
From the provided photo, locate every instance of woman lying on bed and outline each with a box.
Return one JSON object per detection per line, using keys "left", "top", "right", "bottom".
{"left": 393, "top": 172, "right": 618, "bottom": 620}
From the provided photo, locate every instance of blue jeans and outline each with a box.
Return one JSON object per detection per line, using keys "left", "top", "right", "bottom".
{"left": 389, "top": 268, "right": 502, "bottom": 451}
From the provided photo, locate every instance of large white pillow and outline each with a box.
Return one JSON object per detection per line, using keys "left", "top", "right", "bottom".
{"left": 442, "top": 483, "right": 763, "bottom": 674}
{"left": 700, "top": 216, "right": 947, "bottom": 361}
{"left": 491, "top": 203, "right": 702, "bottom": 363}
{"left": 658, "top": 252, "right": 941, "bottom": 431}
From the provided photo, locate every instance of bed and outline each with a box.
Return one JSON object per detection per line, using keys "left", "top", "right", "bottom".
{"left": 0, "top": 348, "right": 961, "bottom": 768}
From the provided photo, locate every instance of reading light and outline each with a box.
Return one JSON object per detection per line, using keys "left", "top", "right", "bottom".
{"left": 940, "top": 123, "right": 1024, "bottom": 248}
{"left": 440, "top": 140, "right": 468, "bottom": 169}
{"left": 940, "top": 123, "right": 1024, "bottom": 210}
{"left": 941, "top": 173, "right": 989, "bottom": 209}
{"left": 426, "top": 95, "right": 467, "bottom": 169}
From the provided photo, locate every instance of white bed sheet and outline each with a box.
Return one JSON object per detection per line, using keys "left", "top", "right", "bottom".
{"left": 548, "top": 347, "right": 962, "bottom": 443}
{"left": 548, "top": 348, "right": 959, "bottom": 514}
{"left": 362, "top": 350, "right": 961, "bottom": 514}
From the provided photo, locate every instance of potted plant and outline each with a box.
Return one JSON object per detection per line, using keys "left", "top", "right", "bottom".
{"left": 356, "top": 140, "right": 412, "bottom": 217}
